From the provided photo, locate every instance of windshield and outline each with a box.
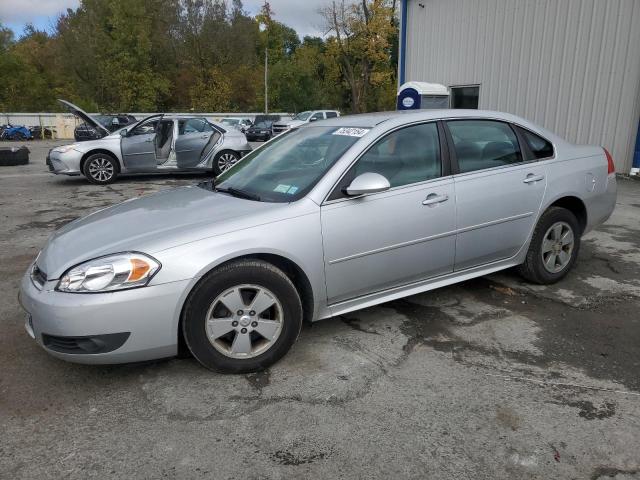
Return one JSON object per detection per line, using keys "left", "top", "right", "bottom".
{"left": 214, "top": 126, "right": 368, "bottom": 203}
{"left": 222, "top": 118, "right": 239, "bottom": 125}
{"left": 253, "top": 121, "right": 271, "bottom": 128}
{"left": 293, "top": 111, "right": 312, "bottom": 121}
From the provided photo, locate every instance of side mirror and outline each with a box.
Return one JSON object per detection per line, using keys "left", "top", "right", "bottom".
{"left": 120, "top": 129, "right": 128, "bottom": 137}
{"left": 345, "top": 172, "right": 391, "bottom": 196}
{"left": 309, "top": 117, "right": 318, "bottom": 123}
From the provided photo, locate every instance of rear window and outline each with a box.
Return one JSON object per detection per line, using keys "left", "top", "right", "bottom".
{"left": 519, "top": 128, "right": 554, "bottom": 159}
{"left": 326, "top": 112, "right": 338, "bottom": 118}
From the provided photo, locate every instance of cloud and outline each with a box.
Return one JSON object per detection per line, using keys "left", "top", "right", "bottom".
{"left": 239, "top": 0, "right": 329, "bottom": 38}
{"left": 0, "top": 0, "right": 329, "bottom": 38}
{"left": 0, "top": 0, "right": 79, "bottom": 25}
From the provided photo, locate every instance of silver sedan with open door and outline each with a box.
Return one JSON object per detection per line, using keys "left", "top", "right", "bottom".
{"left": 46, "top": 100, "right": 252, "bottom": 184}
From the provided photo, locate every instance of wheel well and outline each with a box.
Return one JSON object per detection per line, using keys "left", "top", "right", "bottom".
{"left": 80, "top": 150, "right": 121, "bottom": 173}
{"left": 176, "top": 253, "right": 315, "bottom": 357}
{"left": 548, "top": 196, "right": 587, "bottom": 233}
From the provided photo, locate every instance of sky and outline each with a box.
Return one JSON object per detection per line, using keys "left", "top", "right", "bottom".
{"left": 0, "top": 0, "right": 328, "bottom": 38}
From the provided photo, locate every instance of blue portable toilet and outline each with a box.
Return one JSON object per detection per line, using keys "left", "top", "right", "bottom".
{"left": 397, "top": 82, "right": 450, "bottom": 110}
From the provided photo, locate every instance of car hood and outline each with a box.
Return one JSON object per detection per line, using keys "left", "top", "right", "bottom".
{"left": 58, "top": 99, "right": 111, "bottom": 137}
{"left": 37, "top": 185, "right": 291, "bottom": 279}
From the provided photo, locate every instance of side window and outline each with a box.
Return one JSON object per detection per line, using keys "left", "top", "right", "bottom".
{"left": 446, "top": 120, "right": 522, "bottom": 173}
{"left": 130, "top": 120, "right": 158, "bottom": 136}
{"left": 310, "top": 112, "right": 324, "bottom": 121}
{"left": 329, "top": 122, "right": 442, "bottom": 200}
{"left": 518, "top": 127, "right": 554, "bottom": 159}
{"left": 180, "top": 118, "right": 208, "bottom": 134}
{"left": 325, "top": 111, "right": 338, "bottom": 119}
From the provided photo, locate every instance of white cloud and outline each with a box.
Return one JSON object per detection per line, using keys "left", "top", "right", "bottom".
{"left": 0, "top": 0, "right": 330, "bottom": 37}
{"left": 0, "top": 0, "right": 79, "bottom": 25}
{"left": 241, "top": 0, "right": 330, "bottom": 38}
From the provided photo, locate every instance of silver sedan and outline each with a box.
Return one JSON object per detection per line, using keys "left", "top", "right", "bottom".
{"left": 47, "top": 100, "right": 252, "bottom": 184}
{"left": 20, "top": 110, "right": 617, "bottom": 373}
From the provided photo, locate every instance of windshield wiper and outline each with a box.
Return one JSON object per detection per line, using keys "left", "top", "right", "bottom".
{"left": 216, "top": 187, "right": 261, "bottom": 201}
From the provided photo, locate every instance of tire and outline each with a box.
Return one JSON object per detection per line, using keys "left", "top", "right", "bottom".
{"left": 518, "top": 207, "right": 581, "bottom": 284}
{"left": 212, "top": 150, "right": 241, "bottom": 176}
{"left": 182, "top": 259, "right": 303, "bottom": 373}
{"left": 82, "top": 153, "right": 119, "bottom": 185}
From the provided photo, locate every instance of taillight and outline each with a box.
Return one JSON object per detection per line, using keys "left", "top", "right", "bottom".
{"left": 603, "top": 148, "right": 615, "bottom": 175}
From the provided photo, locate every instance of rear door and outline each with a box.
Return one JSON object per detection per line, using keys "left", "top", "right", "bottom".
{"left": 445, "top": 119, "right": 547, "bottom": 270}
{"left": 120, "top": 117, "right": 160, "bottom": 171}
{"left": 175, "top": 118, "right": 217, "bottom": 168}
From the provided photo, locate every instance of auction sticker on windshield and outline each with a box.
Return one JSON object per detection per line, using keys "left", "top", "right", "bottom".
{"left": 332, "top": 127, "right": 370, "bottom": 137}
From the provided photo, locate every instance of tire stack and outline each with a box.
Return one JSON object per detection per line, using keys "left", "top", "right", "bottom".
{"left": 0, "top": 146, "right": 30, "bottom": 166}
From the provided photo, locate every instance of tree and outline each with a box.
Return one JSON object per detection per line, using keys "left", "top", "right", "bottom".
{"left": 321, "top": 0, "right": 397, "bottom": 113}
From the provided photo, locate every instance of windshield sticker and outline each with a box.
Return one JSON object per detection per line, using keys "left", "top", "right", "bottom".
{"left": 332, "top": 127, "right": 370, "bottom": 137}
{"left": 274, "top": 184, "right": 291, "bottom": 193}
{"left": 287, "top": 186, "right": 299, "bottom": 195}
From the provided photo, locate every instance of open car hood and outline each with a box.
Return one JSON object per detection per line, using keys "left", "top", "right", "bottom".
{"left": 58, "top": 99, "right": 111, "bottom": 137}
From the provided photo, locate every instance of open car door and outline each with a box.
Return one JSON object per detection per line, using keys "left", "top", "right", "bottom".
{"left": 120, "top": 114, "right": 164, "bottom": 171}
{"left": 58, "top": 99, "right": 111, "bottom": 138}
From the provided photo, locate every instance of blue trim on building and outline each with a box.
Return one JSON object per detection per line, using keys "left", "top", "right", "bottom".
{"left": 399, "top": 0, "right": 408, "bottom": 85}
{"left": 633, "top": 119, "right": 640, "bottom": 169}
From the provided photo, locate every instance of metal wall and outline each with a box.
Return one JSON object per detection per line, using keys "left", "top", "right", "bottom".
{"left": 404, "top": 0, "right": 640, "bottom": 172}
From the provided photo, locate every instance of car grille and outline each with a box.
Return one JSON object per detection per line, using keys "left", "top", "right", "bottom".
{"left": 42, "top": 332, "right": 130, "bottom": 354}
{"left": 272, "top": 124, "right": 289, "bottom": 135}
{"left": 31, "top": 264, "right": 47, "bottom": 289}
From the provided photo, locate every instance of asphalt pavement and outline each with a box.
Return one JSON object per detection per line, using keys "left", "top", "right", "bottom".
{"left": 1, "top": 140, "right": 639, "bottom": 479}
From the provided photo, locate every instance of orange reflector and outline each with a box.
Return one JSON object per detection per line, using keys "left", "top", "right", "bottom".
{"left": 128, "top": 258, "right": 151, "bottom": 281}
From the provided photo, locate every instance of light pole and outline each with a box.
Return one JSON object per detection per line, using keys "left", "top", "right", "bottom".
{"left": 259, "top": 22, "right": 268, "bottom": 114}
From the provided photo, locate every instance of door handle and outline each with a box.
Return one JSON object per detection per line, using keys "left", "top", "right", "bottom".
{"left": 422, "top": 193, "right": 449, "bottom": 206}
{"left": 144, "top": 138, "right": 153, "bottom": 142}
{"left": 523, "top": 174, "right": 544, "bottom": 184}
{"left": 201, "top": 135, "right": 210, "bottom": 139}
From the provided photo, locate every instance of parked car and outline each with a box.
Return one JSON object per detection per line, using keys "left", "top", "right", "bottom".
{"left": 245, "top": 120, "right": 274, "bottom": 142}
{"left": 74, "top": 114, "right": 137, "bottom": 141}
{"left": 20, "top": 110, "right": 617, "bottom": 373}
{"left": 221, "top": 117, "right": 252, "bottom": 133}
{"left": 29, "top": 126, "right": 54, "bottom": 139}
{"left": 0, "top": 124, "right": 33, "bottom": 140}
{"left": 48, "top": 100, "right": 252, "bottom": 184}
{"left": 272, "top": 110, "right": 340, "bottom": 135}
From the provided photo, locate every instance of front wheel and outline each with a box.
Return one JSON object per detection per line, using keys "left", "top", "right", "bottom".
{"left": 518, "top": 207, "right": 581, "bottom": 284}
{"left": 182, "top": 260, "right": 303, "bottom": 373}
{"left": 212, "top": 150, "right": 241, "bottom": 176}
{"left": 82, "top": 153, "right": 118, "bottom": 185}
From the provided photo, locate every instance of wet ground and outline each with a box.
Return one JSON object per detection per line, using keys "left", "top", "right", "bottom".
{"left": 1, "top": 140, "right": 639, "bottom": 479}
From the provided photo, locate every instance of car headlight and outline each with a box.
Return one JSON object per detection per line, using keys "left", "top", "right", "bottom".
{"left": 57, "top": 252, "right": 161, "bottom": 293}
{"left": 54, "top": 144, "right": 79, "bottom": 153}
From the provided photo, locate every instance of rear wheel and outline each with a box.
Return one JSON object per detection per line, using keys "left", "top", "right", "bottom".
{"left": 82, "top": 153, "right": 118, "bottom": 185}
{"left": 182, "top": 260, "right": 303, "bottom": 373}
{"left": 213, "top": 150, "right": 240, "bottom": 176}
{"left": 518, "top": 207, "right": 580, "bottom": 284}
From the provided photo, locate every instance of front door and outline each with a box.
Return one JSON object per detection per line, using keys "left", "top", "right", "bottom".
{"left": 175, "top": 118, "right": 217, "bottom": 168}
{"left": 121, "top": 118, "right": 159, "bottom": 171}
{"left": 321, "top": 122, "right": 456, "bottom": 305}
{"left": 445, "top": 119, "right": 547, "bottom": 270}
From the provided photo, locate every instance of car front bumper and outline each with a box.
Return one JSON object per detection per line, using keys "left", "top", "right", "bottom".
{"left": 19, "top": 269, "right": 190, "bottom": 364}
{"left": 47, "top": 148, "right": 83, "bottom": 175}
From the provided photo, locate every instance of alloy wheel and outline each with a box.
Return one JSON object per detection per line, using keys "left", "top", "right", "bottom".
{"left": 88, "top": 157, "right": 114, "bottom": 182}
{"left": 217, "top": 153, "right": 238, "bottom": 172}
{"left": 205, "top": 284, "right": 283, "bottom": 359}
{"left": 541, "top": 221, "right": 574, "bottom": 273}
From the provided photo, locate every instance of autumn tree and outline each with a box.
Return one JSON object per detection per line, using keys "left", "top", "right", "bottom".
{"left": 321, "top": 0, "right": 397, "bottom": 113}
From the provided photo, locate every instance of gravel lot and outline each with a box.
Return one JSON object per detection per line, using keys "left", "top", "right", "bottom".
{"left": 1, "top": 140, "right": 640, "bottom": 479}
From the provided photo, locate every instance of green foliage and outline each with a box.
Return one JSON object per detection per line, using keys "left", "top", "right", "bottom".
{"left": 0, "top": 0, "right": 398, "bottom": 114}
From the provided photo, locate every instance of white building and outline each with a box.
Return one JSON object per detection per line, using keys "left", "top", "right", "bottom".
{"left": 398, "top": 0, "right": 640, "bottom": 173}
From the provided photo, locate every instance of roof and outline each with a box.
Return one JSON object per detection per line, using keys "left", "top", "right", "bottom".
{"left": 302, "top": 109, "right": 568, "bottom": 144}
{"left": 397, "top": 81, "right": 449, "bottom": 96}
